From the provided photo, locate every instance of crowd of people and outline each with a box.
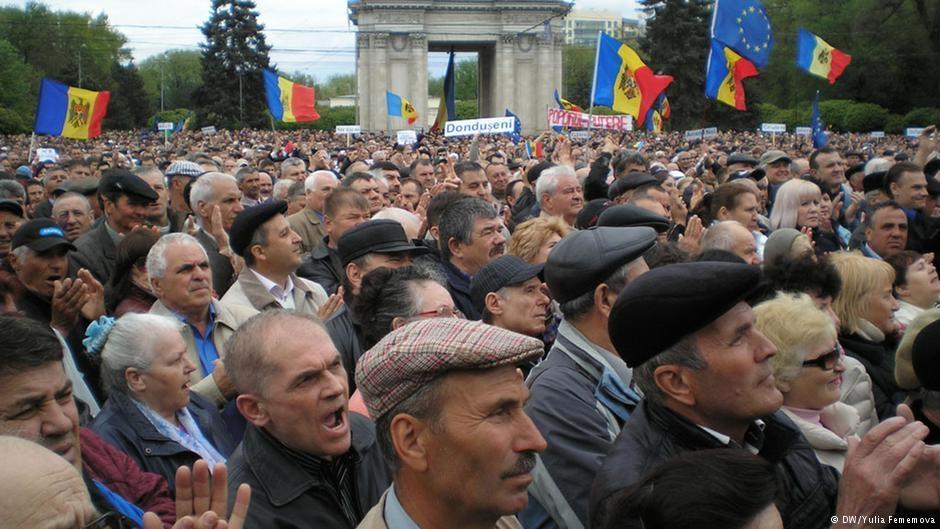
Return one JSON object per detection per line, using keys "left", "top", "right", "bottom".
{"left": 1, "top": 122, "right": 940, "bottom": 529}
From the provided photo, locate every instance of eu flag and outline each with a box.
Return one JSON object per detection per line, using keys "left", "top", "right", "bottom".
{"left": 811, "top": 91, "right": 828, "bottom": 149}
{"left": 505, "top": 109, "right": 522, "bottom": 144}
{"left": 712, "top": 0, "right": 774, "bottom": 69}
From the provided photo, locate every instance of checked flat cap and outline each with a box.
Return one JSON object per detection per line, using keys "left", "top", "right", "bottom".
{"left": 356, "top": 318, "right": 543, "bottom": 419}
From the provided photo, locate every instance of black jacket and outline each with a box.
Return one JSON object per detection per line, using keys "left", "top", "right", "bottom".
{"left": 297, "top": 236, "right": 343, "bottom": 295}
{"left": 438, "top": 259, "right": 479, "bottom": 320}
{"left": 325, "top": 305, "right": 364, "bottom": 393}
{"left": 839, "top": 332, "right": 904, "bottom": 421}
{"left": 194, "top": 228, "right": 236, "bottom": 297}
{"left": 589, "top": 401, "right": 839, "bottom": 529}
{"left": 226, "top": 415, "right": 392, "bottom": 529}
{"left": 583, "top": 152, "right": 613, "bottom": 201}
{"left": 90, "top": 391, "right": 235, "bottom": 493}
{"left": 905, "top": 210, "right": 940, "bottom": 255}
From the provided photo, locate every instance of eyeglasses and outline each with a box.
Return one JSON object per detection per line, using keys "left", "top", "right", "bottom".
{"left": 83, "top": 511, "right": 130, "bottom": 529}
{"left": 413, "top": 306, "right": 464, "bottom": 319}
{"left": 802, "top": 347, "right": 843, "bottom": 370}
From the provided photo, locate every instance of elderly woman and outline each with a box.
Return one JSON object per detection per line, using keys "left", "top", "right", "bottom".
{"left": 894, "top": 308, "right": 940, "bottom": 392}
{"left": 755, "top": 293, "right": 857, "bottom": 471}
{"left": 830, "top": 252, "right": 904, "bottom": 420}
{"left": 769, "top": 179, "right": 841, "bottom": 255}
{"left": 507, "top": 215, "right": 572, "bottom": 265}
{"left": 89, "top": 313, "right": 234, "bottom": 490}
{"left": 886, "top": 251, "right": 940, "bottom": 330}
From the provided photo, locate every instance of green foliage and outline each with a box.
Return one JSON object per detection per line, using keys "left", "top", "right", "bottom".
{"left": 886, "top": 114, "right": 906, "bottom": 135}
{"left": 454, "top": 59, "right": 478, "bottom": 101}
{"left": 315, "top": 74, "right": 356, "bottom": 100}
{"left": 902, "top": 107, "right": 940, "bottom": 128}
{"left": 272, "top": 105, "right": 357, "bottom": 131}
{"left": 139, "top": 50, "right": 203, "bottom": 111}
{"left": 428, "top": 76, "right": 443, "bottom": 97}
{"left": 455, "top": 100, "right": 478, "bottom": 120}
{"left": 149, "top": 108, "right": 194, "bottom": 129}
{"left": 194, "top": 0, "right": 272, "bottom": 129}
{"left": 103, "top": 62, "right": 152, "bottom": 130}
{"left": 842, "top": 102, "right": 889, "bottom": 132}
{"left": 562, "top": 45, "right": 594, "bottom": 109}
{"left": 0, "top": 37, "right": 37, "bottom": 133}
{"left": 639, "top": 0, "right": 712, "bottom": 129}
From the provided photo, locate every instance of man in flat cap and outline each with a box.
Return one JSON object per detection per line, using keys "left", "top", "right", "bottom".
{"left": 597, "top": 204, "right": 670, "bottom": 243}
{"left": 327, "top": 219, "right": 429, "bottom": 391}
{"left": 225, "top": 310, "right": 391, "bottom": 529}
{"left": 760, "top": 150, "right": 792, "bottom": 186}
{"left": 606, "top": 172, "right": 658, "bottom": 204}
{"left": 69, "top": 168, "right": 157, "bottom": 282}
{"left": 591, "top": 261, "right": 940, "bottom": 529}
{"left": 471, "top": 255, "right": 551, "bottom": 340}
{"left": 165, "top": 159, "right": 203, "bottom": 219}
{"left": 221, "top": 200, "right": 336, "bottom": 318}
{"left": 356, "top": 318, "right": 547, "bottom": 529}
{"left": 0, "top": 199, "right": 24, "bottom": 264}
{"left": 519, "top": 226, "right": 657, "bottom": 529}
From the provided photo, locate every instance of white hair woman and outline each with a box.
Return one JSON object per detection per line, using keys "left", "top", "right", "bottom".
{"left": 88, "top": 313, "right": 235, "bottom": 491}
{"left": 755, "top": 293, "right": 856, "bottom": 471}
{"left": 769, "top": 179, "right": 842, "bottom": 254}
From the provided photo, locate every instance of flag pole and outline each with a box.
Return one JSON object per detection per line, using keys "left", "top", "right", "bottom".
{"left": 27, "top": 133, "right": 36, "bottom": 164}
{"left": 587, "top": 30, "right": 602, "bottom": 131}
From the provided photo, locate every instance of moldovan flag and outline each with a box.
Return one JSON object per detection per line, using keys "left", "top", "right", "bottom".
{"left": 554, "top": 89, "right": 583, "bottom": 112}
{"left": 263, "top": 69, "right": 320, "bottom": 123}
{"left": 797, "top": 29, "right": 852, "bottom": 85}
{"left": 386, "top": 91, "right": 418, "bottom": 125}
{"left": 705, "top": 39, "right": 759, "bottom": 111}
{"left": 34, "top": 78, "right": 109, "bottom": 139}
{"left": 592, "top": 32, "right": 673, "bottom": 127}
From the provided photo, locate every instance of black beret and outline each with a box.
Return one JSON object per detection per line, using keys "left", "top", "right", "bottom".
{"left": 863, "top": 171, "right": 886, "bottom": 194}
{"left": 912, "top": 318, "right": 940, "bottom": 391}
{"left": 727, "top": 152, "right": 759, "bottom": 166}
{"left": 545, "top": 226, "right": 656, "bottom": 304}
{"left": 98, "top": 169, "right": 158, "bottom": 202}
{"left": 229, "top": 200, "right": 288, "bottom": 257}
{"left": 338, "top": 219, "right": 429, "bottom": 266}
{"left": 608, "top": 172, "right": 658, "bottom": 200}
{"left": 597, "top": 204, "right": 670, "bottom": 233}
{"left": 575, "top": 198, "right": 610, "bottom": 230}
{"left": 609, "top": 262, "right": 762, "bottom": 367}
{"left": 470, "top": 255, "right": 543, "bottom": 314}
{"left": 846, "top": 163, "right": 866, "bottom": 180}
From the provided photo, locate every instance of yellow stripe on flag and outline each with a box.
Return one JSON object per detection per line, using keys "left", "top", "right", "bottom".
{"left": 716, "top": 47, "right": 743, "bottom": 108}
{"left": 277, "top": 76, "right": 296, "bottom": 122}
{"left": 61, "top": 86, "right": 101, "bottom": 139}
{"left": 612, "top": 45, "right": 644, "bottom": 118}
{"left": 807, "top": 36, "right": 835, "bottom": 81}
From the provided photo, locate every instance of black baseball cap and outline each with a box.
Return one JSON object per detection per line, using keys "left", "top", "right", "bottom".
{"left": 0, "top": 199, "right": 24, "bottom": 218}
{"left": 470, "top": 255, "right": 544, "bottom": 314}
{"left": 12, "top": 218, "right": 76, "bottom": 253}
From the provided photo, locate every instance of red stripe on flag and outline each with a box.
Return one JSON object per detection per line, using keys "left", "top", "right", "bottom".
{"left": 827, "top": 49, "right": 852, "bottom": 85}
{"left": 89, "top": 91, "right": 110, "bottom": 139}
{"left": 633, "top": 66, "right": 673, "bottom": 127}
{"left": 290, "top": 83, "right": 320, "bottom": 122}
{"left": 732, "top": 57, "right": 759, "bottom": 111}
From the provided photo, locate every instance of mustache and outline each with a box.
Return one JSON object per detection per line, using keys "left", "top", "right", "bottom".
{"left": 502, "top": 451, "right": 537, "bottom": 478}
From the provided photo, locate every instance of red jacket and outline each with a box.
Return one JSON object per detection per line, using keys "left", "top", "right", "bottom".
{"left": 80, "top": 428, "right": 176, "bottom": 528}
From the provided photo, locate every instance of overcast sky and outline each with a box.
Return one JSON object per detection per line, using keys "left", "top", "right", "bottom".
{"left": 13, "top": 0, "right": 642, "bottom": 79}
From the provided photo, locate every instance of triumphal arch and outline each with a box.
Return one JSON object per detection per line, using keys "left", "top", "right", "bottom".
{"left": 349, "top": 0, "right": 570, "bottom": 135}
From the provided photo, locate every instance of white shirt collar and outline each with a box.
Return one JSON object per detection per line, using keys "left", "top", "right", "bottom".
{"left": 250, "top": 268, "right": 295, "bottom": 309}
{"left": 697, "top": 419, "right": 766, "bottom": 455}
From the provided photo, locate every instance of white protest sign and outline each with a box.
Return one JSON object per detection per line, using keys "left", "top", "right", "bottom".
{"left": 546, "top": 108, "right": 633, "bottom": 131}
{"left": 684, "top": 129, "right": 703, "bottom": 142}
{"left": 569, "top": 131, "right": 592, "bottom": 141}
{"left": 703, "top": 127, "right": 718, "bottom": 139}
{"left": 336, "top": 125, "right": 362, "bottom": 134}
{"left": 906, "top": 128, "right": 926, "bottom": 138}
{"left": 870, "top": 131, "right": 885, "bottom": 138}
{"left": 36, "top": 148, "right": 58, "bottom": 163}
{"left": 397, "top": 130, "right": 417, "bottom": 145}
{"left": 795, "top": 127, "right": 812, "bottom": 136}
{"left": 761, "top": 123, "right": 786, "bottom": 133}
{"left": 200, "top": 126, "right": 217, "bottom": 135}
{"left": 157, "top": 122, "right": 174, "bottom": 131}
{"left": 444, "top": 117, "right": 516, "bottom": 137}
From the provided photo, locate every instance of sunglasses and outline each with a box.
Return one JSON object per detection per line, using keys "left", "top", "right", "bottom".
{"left": 802, "top": 347, "right": 843, "bottom": 371}
{"left": 83, "top": 511, "right": 130, "bottom": 529}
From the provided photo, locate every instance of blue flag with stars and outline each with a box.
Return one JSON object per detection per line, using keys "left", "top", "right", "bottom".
{"left": 505, "top": 109, "right": 522, "bottom": 144}
{"left": 811, "top": 91, "right": 828, "bottom": 149}
{"left": 712, "top": 0, "right": 774, "bottom": 69}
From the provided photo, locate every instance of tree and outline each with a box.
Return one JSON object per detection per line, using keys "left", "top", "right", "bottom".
{"left": 639, "top": 0, "right": 715, "bottom": 129}
{"left": 194, "top": 0, "right": 272, "bottom": 129}
{"left": 139, "top": 50, "right": 203, "bottom": 111}
{"left": 316, "top": 73, "right": 356, "bottom": 100}
{"left": 454, "top": 58, "right": 478, "bottom": 101}
{"left": 0, "top": 37, "right": 37, "bottom": 133}
{"left": 104, "top": 62, "right": 152, "bottom": 130}
{"left": 562, "top": 45, "right": 594, "bottom": 109}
